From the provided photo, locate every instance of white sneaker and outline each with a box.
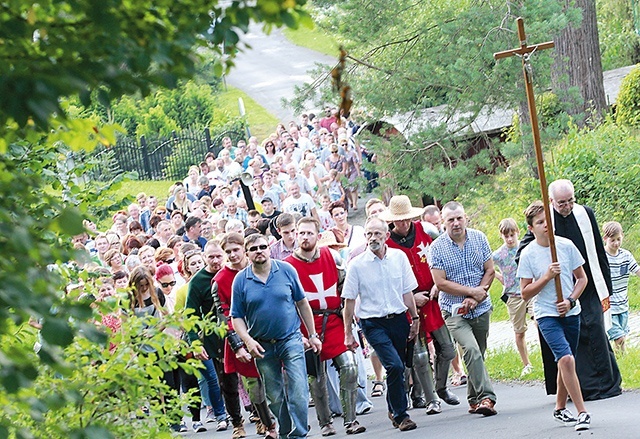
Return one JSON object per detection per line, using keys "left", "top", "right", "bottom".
{"left": 575, "top": 412, "right": 591, "bottom": 431}
{"left": 216, "top": 419, "right": 228, "bottom": 431}
{"left": 193, "top": 421, "right": 207, "bottom": 433}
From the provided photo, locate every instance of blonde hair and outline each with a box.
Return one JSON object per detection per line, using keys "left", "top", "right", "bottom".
{"left": 602, "top": 221, "right": 623, "bottom": 238}
{"left": 498, "top": 218, "right": 519, "bottom": 236}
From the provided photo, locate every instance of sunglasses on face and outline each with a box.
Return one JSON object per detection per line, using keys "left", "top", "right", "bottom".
{"left": 164, "top": 258, "right": 175, "bottom": 264}
{"left": 247, "top": 244, "right": 269, "bottom": 253}
{"left": 160, "top": 280, "right": 177, "bottom": 288}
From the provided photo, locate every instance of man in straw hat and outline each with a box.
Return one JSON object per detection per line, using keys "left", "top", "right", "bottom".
{"left": 380, "top": 195, "right": 460, "bottom": 415}
{"left": 343, "top": 217, "right": 420, "bottom": 431}
{"left": 285, "top": 218, "right": 366, "bottom": 436}
{"left": 429, "top": 201, "right": 497, "bottom": 416}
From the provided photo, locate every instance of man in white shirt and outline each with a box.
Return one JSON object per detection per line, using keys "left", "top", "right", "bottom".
{"left": 282, "top": 181, "right": 319, "bottom": 222}
{"left": 343, "top": 217, "right": 420, "bottom": 432}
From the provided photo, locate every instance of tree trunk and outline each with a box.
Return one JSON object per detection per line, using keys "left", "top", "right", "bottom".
{"left": 551, "top": 0, "right": 607, "bottom": 125}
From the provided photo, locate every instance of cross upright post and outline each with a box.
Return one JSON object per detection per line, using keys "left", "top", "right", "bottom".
{"left": 494, "top": 18, "right": 563, "bottom": 303}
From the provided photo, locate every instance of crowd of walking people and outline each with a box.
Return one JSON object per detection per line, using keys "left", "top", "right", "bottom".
{"left": 67, "top": 110, "right": 630, "bottom": 436}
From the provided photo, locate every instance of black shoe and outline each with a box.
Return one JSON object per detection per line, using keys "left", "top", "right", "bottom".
{"left": 412, "top": 397, "right": 426, "bottom": 409}
{"left": 437, "top": 389, "right": 460, "bottom": 406}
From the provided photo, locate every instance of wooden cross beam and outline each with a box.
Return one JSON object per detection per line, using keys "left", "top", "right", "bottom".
{"left": 493, "top": 18, "right": 563, "bottom": 303}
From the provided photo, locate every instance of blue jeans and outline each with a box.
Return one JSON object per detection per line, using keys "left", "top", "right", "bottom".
{"left": 198, "top": 358, "right": 227, "bottom": 420}
{"left": 255, "top": 331, "right": 309, "bottom": 438}
{"left": 360, "top": 313, "right": 410, "bottom": 423}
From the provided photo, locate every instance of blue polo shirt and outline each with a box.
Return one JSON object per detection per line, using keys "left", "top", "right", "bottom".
{"left": 231, "top": 260, "right": 306, "bottom": 340}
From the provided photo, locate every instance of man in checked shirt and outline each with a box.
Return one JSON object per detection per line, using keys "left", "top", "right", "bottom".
{"left": 429, "top": 201, "right": 498, "bottom": 416}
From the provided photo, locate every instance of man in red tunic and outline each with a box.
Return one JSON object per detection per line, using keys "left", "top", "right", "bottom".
{"left": 216, "top": 232, "right": 277, "bottom": 439}
{"left": 380, "top": 196, "right": 460, "bottom": 415}
{"left": 285, "top": 218, "right": 366, "bottom": 436}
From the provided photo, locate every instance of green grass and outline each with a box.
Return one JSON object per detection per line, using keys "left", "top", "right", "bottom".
{"left": 112, "top": 180, "right": 174, "bottom": 203}
{"left": 485, "top": 344, "right": 640, "bottom": 389}
{"left": 217, "top": 86, "right": 279, "bottom": 141}
{"left": 282, "top": 26, "right": 340, "bottom": 57}
{"left": 485, "top": 345, "right": 545, "bottom": 382}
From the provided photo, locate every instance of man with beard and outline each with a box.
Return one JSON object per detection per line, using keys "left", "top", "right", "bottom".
{"left": 343, "top": 217, "right": 420, "bottom": 432}
{"left": 215, "top": 233, "right": 277, "bottom": 439}
{"left": 285, "top": 218, "right": 366, "bottom": 436}
{"left": 186, "top": 241, "right": 246, "bottom": 438}
{"left": 232, "top": 233, "right": 321, "bottom": 439}
{"left": 380, "top": 196, "right": 459, "bottom": 415}
{"left": 517, "top": 179, "right": 621, "bottom": 401}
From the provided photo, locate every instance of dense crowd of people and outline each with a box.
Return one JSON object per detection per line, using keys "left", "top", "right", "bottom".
{"left": 66, "top": 108, "right": 630, "bottom": 436}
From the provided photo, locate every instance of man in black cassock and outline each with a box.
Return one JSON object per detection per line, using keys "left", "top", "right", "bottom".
{"left": 517, "top": 179, "right": 621, "bottom": 401}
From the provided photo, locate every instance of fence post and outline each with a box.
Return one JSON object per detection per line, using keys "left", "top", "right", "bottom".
{"left": 204, "top": 127, "right": 212, "bottom": 150}
{"left": 140, "top": 135, "right": 152, "bottom": 180}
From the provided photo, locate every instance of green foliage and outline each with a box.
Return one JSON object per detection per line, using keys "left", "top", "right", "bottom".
{"left": 0, "top": 1, "right": 311, "bottom": 436}
{"left": 597, "top": 0, "right": 640, "bottom": 70}
{"left": 616, "top": 65, "right": 640, "bottom": 127}
{"left": 287, "top": 0, "right": 570, "bottom": 198}
{"left": 4, "top": 292, "right": 210, "bottom": 438}
{"left": 109, "top": 80, "right": 231, "bottom": 137}
{"left": 1, "top": 0, "right": 313, "bottom": 129}
{"left": 548, "top": 118, "right": 640, "bottom": 227}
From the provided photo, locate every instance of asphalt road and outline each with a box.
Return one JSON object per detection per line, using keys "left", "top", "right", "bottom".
{"left": 179, "top": 380, "right": 636, "bottom": 438}
{"left": 225, "top": 23, "right": 335, "bottom": 123}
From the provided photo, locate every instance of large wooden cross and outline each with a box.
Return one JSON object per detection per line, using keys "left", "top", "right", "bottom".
{"left": 494, "top": 18, "right": 563, "bottom": 302}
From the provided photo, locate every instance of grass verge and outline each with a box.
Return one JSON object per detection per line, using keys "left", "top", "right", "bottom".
{"left": 217, "top": 86, "right": 279, "bottom": 141}
{"left": 282, "top": 26, "right": 340, "bottom": 57}
{"left": 485, "top": 344, "right": 640, "bottom": 389}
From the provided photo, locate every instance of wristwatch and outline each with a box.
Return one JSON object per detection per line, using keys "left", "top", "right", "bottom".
{"left": 308, "top": 333, "right": 319, "bottom": 339}
{"left": 411, "top": 316, "right": 419, "bottom": 321}
{"left": 567, "top": 297, "right": 576, "bottom": 309}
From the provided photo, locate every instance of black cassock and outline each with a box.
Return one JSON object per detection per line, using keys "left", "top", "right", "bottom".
{"left": 517, "top": 206, "right": 622, "bottom": 401}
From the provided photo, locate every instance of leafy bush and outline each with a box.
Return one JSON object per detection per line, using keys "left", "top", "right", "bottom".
{"left": 548, "top": 118, "right": 640, "bottom": 228}
{"left": 5, "top": 292, "right": 208, "bottom": 439}
{"left": 616, "top": 64, "right": 640, "bottom": 127}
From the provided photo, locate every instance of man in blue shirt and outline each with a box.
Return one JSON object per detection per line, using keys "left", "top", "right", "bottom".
{"left": 231, "top": 234, "right": 321, "bottom": 439}
{"left": 182, "top": 216, "right": 207, "bottom": 250}
{"left": 429, "top": 201, "right": 497, "bottom": 416}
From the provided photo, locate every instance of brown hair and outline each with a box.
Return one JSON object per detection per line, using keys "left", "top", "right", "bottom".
{"left": 602, "top": 221, "right": 623, "bottom": 238}
{"left": 524, "top": 201, "right": 545, "bottom": 226}
{"left": 498, "top": 218, "right": 519, "bottom": 236}
{"left": 128, "top": 266, "right": 165, "bottom": 313}
{"left": 220, "top": 232, "right": 245, "bottom": 249}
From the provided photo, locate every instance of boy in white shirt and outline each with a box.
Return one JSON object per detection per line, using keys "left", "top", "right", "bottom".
{"left": 517, "top": 201, "right": 590, "bottom": 431}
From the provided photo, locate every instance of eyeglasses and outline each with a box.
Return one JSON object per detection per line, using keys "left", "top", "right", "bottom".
{"left": 555, "top": 197, "right": 575, "bottom": 207}
{"left": 247, "top": 244, "right": 269, "bottom": 253}
{"left": 160, "top": 280, "right": 177, "bottom": 288}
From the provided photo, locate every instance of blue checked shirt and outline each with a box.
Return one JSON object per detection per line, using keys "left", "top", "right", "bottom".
{"left": 429, "top": 228, "right": 493, "bottom": 319}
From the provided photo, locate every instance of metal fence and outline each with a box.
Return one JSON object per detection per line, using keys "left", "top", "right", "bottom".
{"left": 93, "top": 127, "right": 246, "bottom": 181}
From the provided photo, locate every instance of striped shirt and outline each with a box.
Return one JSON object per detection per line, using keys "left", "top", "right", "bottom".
{"left": 606, "top": 248, "right": 639, "bottom": 314}
{"left": 429, "top": 228, "right": 493, "bottom": 319}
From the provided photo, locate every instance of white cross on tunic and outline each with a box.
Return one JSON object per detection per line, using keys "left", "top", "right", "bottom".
{"left": 417, "top": 241, "right": 430, "bottom": 262}
{"left": 306, "top": 273, "right": 338, "bottom": 309}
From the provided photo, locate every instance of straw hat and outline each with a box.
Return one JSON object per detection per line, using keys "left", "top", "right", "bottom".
{"left": 317, "top": 231, "right": 347, "bottom": 248}
{"left": 378, "top": 195, "right": 423, "bottom": 222}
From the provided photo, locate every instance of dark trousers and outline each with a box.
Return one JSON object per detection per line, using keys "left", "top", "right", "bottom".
{"left": 360, "top": 314, "right": 410, "bottom": 423}
{"left": 214, "top": 358, "right": 243, "bottom": 425}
